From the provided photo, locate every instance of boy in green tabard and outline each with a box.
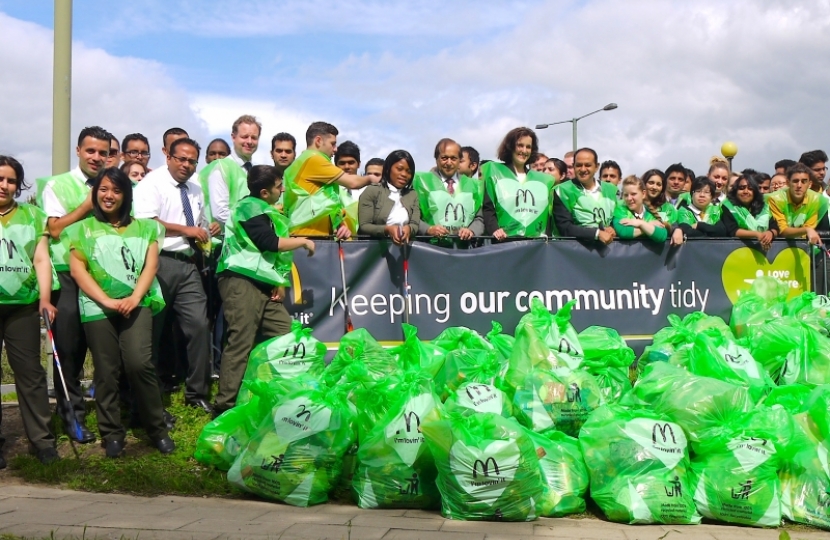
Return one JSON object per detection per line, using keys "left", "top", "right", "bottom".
{"left": 552, "top": 147, "right": 619, "bottom": 244}
{"left": 36, "top": 126, "right": 113, "bottom": 444}
{"left": 212, "top": 165, "right": 315, "bottom": 415}
{"left": 283, "top": 121, "right": 375, "bottom": 239}
{"left": 413, "top": 138, "right": 484, "bottom": 244}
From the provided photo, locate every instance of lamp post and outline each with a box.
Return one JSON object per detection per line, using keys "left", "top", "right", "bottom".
{"left": 53, "top": 0, "right": 73, "bottom": 175}
{"left": 536, "top": 103, "right": 618, "bottom": 155}
{"left": 721, "top": 141, "right": 738, "bottom": 177}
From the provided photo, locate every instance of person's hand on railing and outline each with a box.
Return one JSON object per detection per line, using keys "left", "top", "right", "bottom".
{"left": 493, "top": 228, "right": 507, "bottom": 241}
{"left": 335, "top": 223, "right": 352, "bottom": 241}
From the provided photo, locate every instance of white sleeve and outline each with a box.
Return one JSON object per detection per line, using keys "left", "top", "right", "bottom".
{"left": 133, "top": 180, "right": 162, "bottom": 219}
{"left": 41, "top": 184, "right": 67, "bottom": 218}
{"left": 208, "top": 166, "right": 230, "bottom": 224}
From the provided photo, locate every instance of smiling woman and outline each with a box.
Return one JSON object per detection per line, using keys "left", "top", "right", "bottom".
{"left": 358, "top": 149, "right": 420, "bottom": 245}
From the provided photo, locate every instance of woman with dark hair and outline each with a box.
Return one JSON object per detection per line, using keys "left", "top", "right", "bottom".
{"left": 673, "top": 176, "right": 726, "bottom": 242}
{"left": 720, "top": 173, "right": 778, "bottom": 251}
{"left": 481, "top": 127, "right": 554, "bottom": 240}
{"left": 68, "top": 167, "right": 172, "bottom": 458}
{"left": 544, "top": 158, "right": 567, "bottom": 183}
{"left": 642, "top": 169, "right": 676, "bottom": 224}
{"left": 358, "top": 150, "right": 420, "bottom": 245}
{"left": 120, "top": 160, "right": 147, "bottom": 184}
{"left": 0, "top": 156, "right": 59, "bottom": 467}
{"left": 612, "top": 176, "right": 667, "bottom": 244}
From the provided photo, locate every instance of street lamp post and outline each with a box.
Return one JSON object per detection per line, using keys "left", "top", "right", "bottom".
{"left": 721, "top": 141, "right": 738, "bottom": 177}
{"left": 536, "top": 103, "right": 618, "bottom": 154}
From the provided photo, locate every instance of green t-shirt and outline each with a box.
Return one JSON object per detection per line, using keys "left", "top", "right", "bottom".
{"left": 36, "top": 171, "right": 90, "bottom": 272}
{"left": 413, "top": 171, "right": 483, "bottom": 230}
{"left": 554, "top": 179, "right": 618, "bottom": 234}
{"left": 67, "top": 217, "right": 166, "bottom": 323}
{"left": 483, "top": 162, "right": 554, "bottom": 237}
{"left": 721, "top": 199, "right": 771, "bottom": 232}
{"left": 612, "top": 204, "right": 668, "bottom": 242}
{"left": 0, "top": 204, "right": 48, "bottom": 305}
{"left": 218, "top": 196, "right": 292, "bottom": 287}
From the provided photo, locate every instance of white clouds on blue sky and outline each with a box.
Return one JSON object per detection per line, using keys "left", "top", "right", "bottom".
{"left": 2, "top": 0, "right": 830, "bottom": 183}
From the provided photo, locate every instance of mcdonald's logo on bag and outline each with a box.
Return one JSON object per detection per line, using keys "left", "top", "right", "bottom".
{"left": 652, "top": 423, "right": 677, "bottom": 444}
{"left": 444, "top": 203, "right": 466, "bottom": 224}
{"left": 472, "top": 457, "right": 500, "bottom": 478}
{"left": 515, "top": 189, "right": 536, "bottom": 207}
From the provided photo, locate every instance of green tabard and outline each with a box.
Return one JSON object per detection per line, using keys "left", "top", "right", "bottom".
{"left": 67, "top": 217, "right": 166, "bottom": 323}
{"left": 675, "top": 203, "right": 722, "bottom": 227}
{"left": 722, "top": 199, "right": 771, "bottom": 232}
{"left": 284, "top": 149, "right": 344, "bottom": 233}
{"left": 766, "top": 189, "right": 821, "bottom": 228}
{"left": 0, "top": 204, "right": 48, "bottom": 304}
{"left": 413, "top": 171, "right": 483, "bottom": 230}
{"left": 483, "top": 162, "right": 554, "bottom": 237}
{"left": 36, "top": 171, "right": 90, "bottom": 272}
{"left": 218, "top": 196, "right": 292, "bottom": 287}
{"left": 555, "top": 179, "right": 618, "bottom": 233}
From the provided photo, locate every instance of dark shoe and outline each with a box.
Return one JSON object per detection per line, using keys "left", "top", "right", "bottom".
{"left": 155, "top": 436, "right": 176, "bottom": 455}
{"left": 0, "top": 453, "right": 6, "bottom": 470}
{"left": 185, "top": 398, "right": 214, "bottom": 415}
{"left": 211, "top": 404, "right": 230, "bottom": 420}
{"left": 36, "top": 447, "right": 60, "bottom": 465}
{"left": 103, "top": 439, "right": 126, "bottom": 458}
{"left": 65, "top": 420, "right": 96, "bottom": 444}
{"left": 163, "top": 409, "right": 177, "bottom": 432}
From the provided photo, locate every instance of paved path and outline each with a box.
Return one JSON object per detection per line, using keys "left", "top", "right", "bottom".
{"left": 0, "top": 485, "right": 826, "bottom": 540}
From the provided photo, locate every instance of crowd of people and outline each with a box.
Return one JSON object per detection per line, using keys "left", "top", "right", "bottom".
{"left": 0, "top": 114, "right": 827, "bottom": 469}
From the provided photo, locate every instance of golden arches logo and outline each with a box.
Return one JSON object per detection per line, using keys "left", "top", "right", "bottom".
{"left": 291, "top": 262, "right": 302, "bottom": 304}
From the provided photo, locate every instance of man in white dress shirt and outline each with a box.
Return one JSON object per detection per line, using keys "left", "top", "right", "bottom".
{"left": 134, "top": 138, "right": 218, "bottom": 414}
{"left": 204, "top": 115, "right": 261, "bottom": 226}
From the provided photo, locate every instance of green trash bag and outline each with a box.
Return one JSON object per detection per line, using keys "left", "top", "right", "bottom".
{"left": 744, "top": 317, "right": 800, "bottom": 382}
{"left": 486, "top": 321, "right": 515, "bottom": 363}
{"left": 780, "top": 322, "right": 830, "bottom": 387}
{"left": 227, "top": 385, "right": 356, "bottom": 507}
{"left": 323, "top": 328, "right": 399, "bottom": 389}
{"left": 194, "top": 396, "right": 268, "bottom": 471}
{"left": 421, "top": 410, "right": 544, "bottom": 521}
{"left": 518, "top": 299, "right": 583, "bottom": 368}
{"left": 237, "top": 320, "right": 327, "bottom": 405}
{"left": 578, "top": 326, "right": 634, "bottom": 402}
{"left": 623, "top": 363, "right": 753, "bottom": 452}
{"left": 579, "top": 404, "right": 701, "bottom": 525}
{"left": 637, "top": 312, "right": 731, "bottom": 374}
{"left": 784, "top": 292, "right": 830, "bottom": 336}
{"left": 434, "top": 348, "right": 505, "bottom": 402}
{"left": 730, "top": 276, "right": 788, "bottom": 338}
{"left": 444, "top": 381, "right": 514, "bottom": 418}
{"left": 353, "top": 370, "right": 441, "bottom": 509}
{"left": 762, "top": 384, "right": 813, "bottom": 415}
{"left": 678, "top": 332, "right": 775, "bottom": 404}
{"left": 779, "top": 412, "right": 830, "bottom": 530}
{"left": 807, "top": 385, "right": 830, "bottom": 444}
{"left": 390, "top": 324, "right": 445, "bottom": 379}
{"left": 690, "top": 406, "right": 792, "bottom": 527}
{"left": 510, "top": 367, "right": 603, "bottom": 437}
{"left": 503, "top": 314, "right": 572, "bottom": 394}
{"left": 526, "top": 430, "right": 589, "bottom": 517}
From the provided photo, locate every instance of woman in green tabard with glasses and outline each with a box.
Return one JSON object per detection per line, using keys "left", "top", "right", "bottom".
{"left": 720, "top": 173, "right": 778, "bottom": 251}
{"left": 0, "top": 156, "right": 59, "bottom": 468}
{"left": 671, "top": 176, "right": 727, "bottom": 244}
{"left": 481, "top": 127, "right": 555, "bottom": 241}
{"left": 68, "top": 167, "right": 173, "bottom": 458}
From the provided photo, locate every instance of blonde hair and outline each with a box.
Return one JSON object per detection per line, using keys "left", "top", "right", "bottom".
{"left": 231, "top": 114, "right": 262, "bottom": 136}
{"left": 621, "top": 175, "right": 664, "bottom": 224}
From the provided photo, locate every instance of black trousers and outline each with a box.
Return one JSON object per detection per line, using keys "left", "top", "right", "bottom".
{"left": 53, "top": 271, "right": 89, "bottom": 423}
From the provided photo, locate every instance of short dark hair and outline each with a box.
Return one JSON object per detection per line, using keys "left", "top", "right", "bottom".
{"left": 0, "top": 155, "right": 26, "bottom": 195}
{"left": 642, "top": 168, "right": 667, "bottom": 207}
{"left": 305, "top": 122, "right": 338, "bottom": 146}
{"left": 109, "top": 134, "right": 119, "bottom": 146}
{"left": 207, "top": 138, "right": 231, "bottom": 154}
{"left": 461, "top": 146, "right": 480, "bottom": 165}
{"left": 248, "top": 165, "right": 283, "bottom": 195}
{"left": 496, "top": 127, "right": 538, "bottom": 169}
{"left": 335, "top": 140, "right": 361, "bottom": 164}
{"left": 599, "top": 160, "right": 621, "bottom": 178}
{"left": 799, "top": 150, "right": 828, "bottom": 168}
{"left": 169, "top": 138, "right": 201, "bottom": 158}
{"left": 121, "top": 133, "right": 149, "bottom": 153}
{"left": 574, "top": 147, "right": 599, "bottom": 165}
{"left": 365, "top": 158, "right": 384, "bottom": 172}
{"left": 271, "top": 132, "right": 297, "bottom": 152}
{"left": 433, "top": 138, "right": 460, "bottom": 160}
{"left": 162, "top": 127, "right": 188, "bottom": 148}
{"left": 665, "top": 162, "right": 686, "bottom": 178}
{"left": 91, "top": 167, "right": 133, "bottom": 227}
{"left": 77, "top": 126, "right": 112, "bottom": 147}
{"left": 727, "top": 173, "right": 765, "bottom": 216}
{"left": 547, "top": 158, "right": 567, "bottom": 178}
{"left": 382, "top": 150, "right": 416, "bottom": 190}
{"left": 775, "top": 158, "right": 796, "bottom": 171}
{"left": 685, "top": 168, "right": 696, "bottom": 180}
{"left": 787, "top": 163, "right": 816, "bottom": 181}
{"left": 691, "top": 176, "right": 716, "bottom": 198}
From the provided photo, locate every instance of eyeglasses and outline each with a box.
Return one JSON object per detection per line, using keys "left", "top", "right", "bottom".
{"left": 692, "top": 189, "right": 712, "bottom": 195}
{"left": 169, "top": 155, "right": 198, "bottom": 167}
{"left": 125, "top": 150, "right": 151, "bottom": 158}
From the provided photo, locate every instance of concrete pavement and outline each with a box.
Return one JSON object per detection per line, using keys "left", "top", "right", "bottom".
{"left": 0, "top": 484, "right": 826, "bottom": 540}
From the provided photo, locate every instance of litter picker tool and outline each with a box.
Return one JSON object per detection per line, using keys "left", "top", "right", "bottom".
{"left": 338, "top": 241, "right": 354, "bottom": 333}
{"left": 399, "top": 225, "right": 411, "bottom": 325}
{"left": 42, "top": 309, "right": 82, "bottom": 457}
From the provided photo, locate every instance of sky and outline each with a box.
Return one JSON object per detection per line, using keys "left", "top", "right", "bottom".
{"left": 2, "top": 0, "right": 830, "bottom": 191}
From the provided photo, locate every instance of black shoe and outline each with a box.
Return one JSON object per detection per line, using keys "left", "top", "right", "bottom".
{"left": 36, "top": 447, "right": 60, "bottom": 465}
{"left": 155, "top": 436, "right": 176, "bottom": 455}
{"left": 103, "top": 439, "right": 125, "bottom": 458}
{"left": 0, "top": 453, "right": 6, "bottom": 470}
{"left": 184, "top": 398, "right": 214, "bottom": 415}
{"left": 65, "top": 420, "right": 97, "bottom": 444}
{"left": 163, "top": 409, "right": 177, "bottom": 432}
{"left": 211, "top": 404, "right": 231, "bottom": 420}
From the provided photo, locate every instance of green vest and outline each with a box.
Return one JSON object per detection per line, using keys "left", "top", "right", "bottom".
{"left": 482, "top": 162, "right": 554, "bottom": 237}
{"left": 198, "top": 157, "right": 250, "bottom": 245}
{"left": 654, "top": 201, "right": 677, "bottom": 224}
{"left": 612, "top": 203, "right": 667, "bottom": 242}
{"left": 555, "top": 179, "right": 618, "bottom": 231}
{"left": 67, "top": 217, "right": 166, "bottom": 323}
{"left": 767, "top": 189, "right": 821, "bottom": 228}
{"left": 339, "top": 186, "right": 361, "bottom": 235}
{"left": 675, "top": 202, "right": 722, "bottom": 227}
{"left": 284, "top": 149, "right": 344, "bottom": 233}
{"left": 36, "top": 171, "right": 90, "bottom": 272}
{"left": 218, "top": 196, "right": 292, "bottom": 287}
{"left": 413, "top": 171, "right": 483, "bottom": 229}
{"left": 0, "top": 204, "right": 48, "bottom": 305}
{"left": 721, "top": 199, "right": 771, "bottom": 232}
{"left": 671, "top": 192, "right": 691, "bottom": 208}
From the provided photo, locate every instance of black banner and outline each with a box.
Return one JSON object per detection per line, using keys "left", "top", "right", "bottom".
{"left": 285, "top": 239, "right": 813, "bottom": 346}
